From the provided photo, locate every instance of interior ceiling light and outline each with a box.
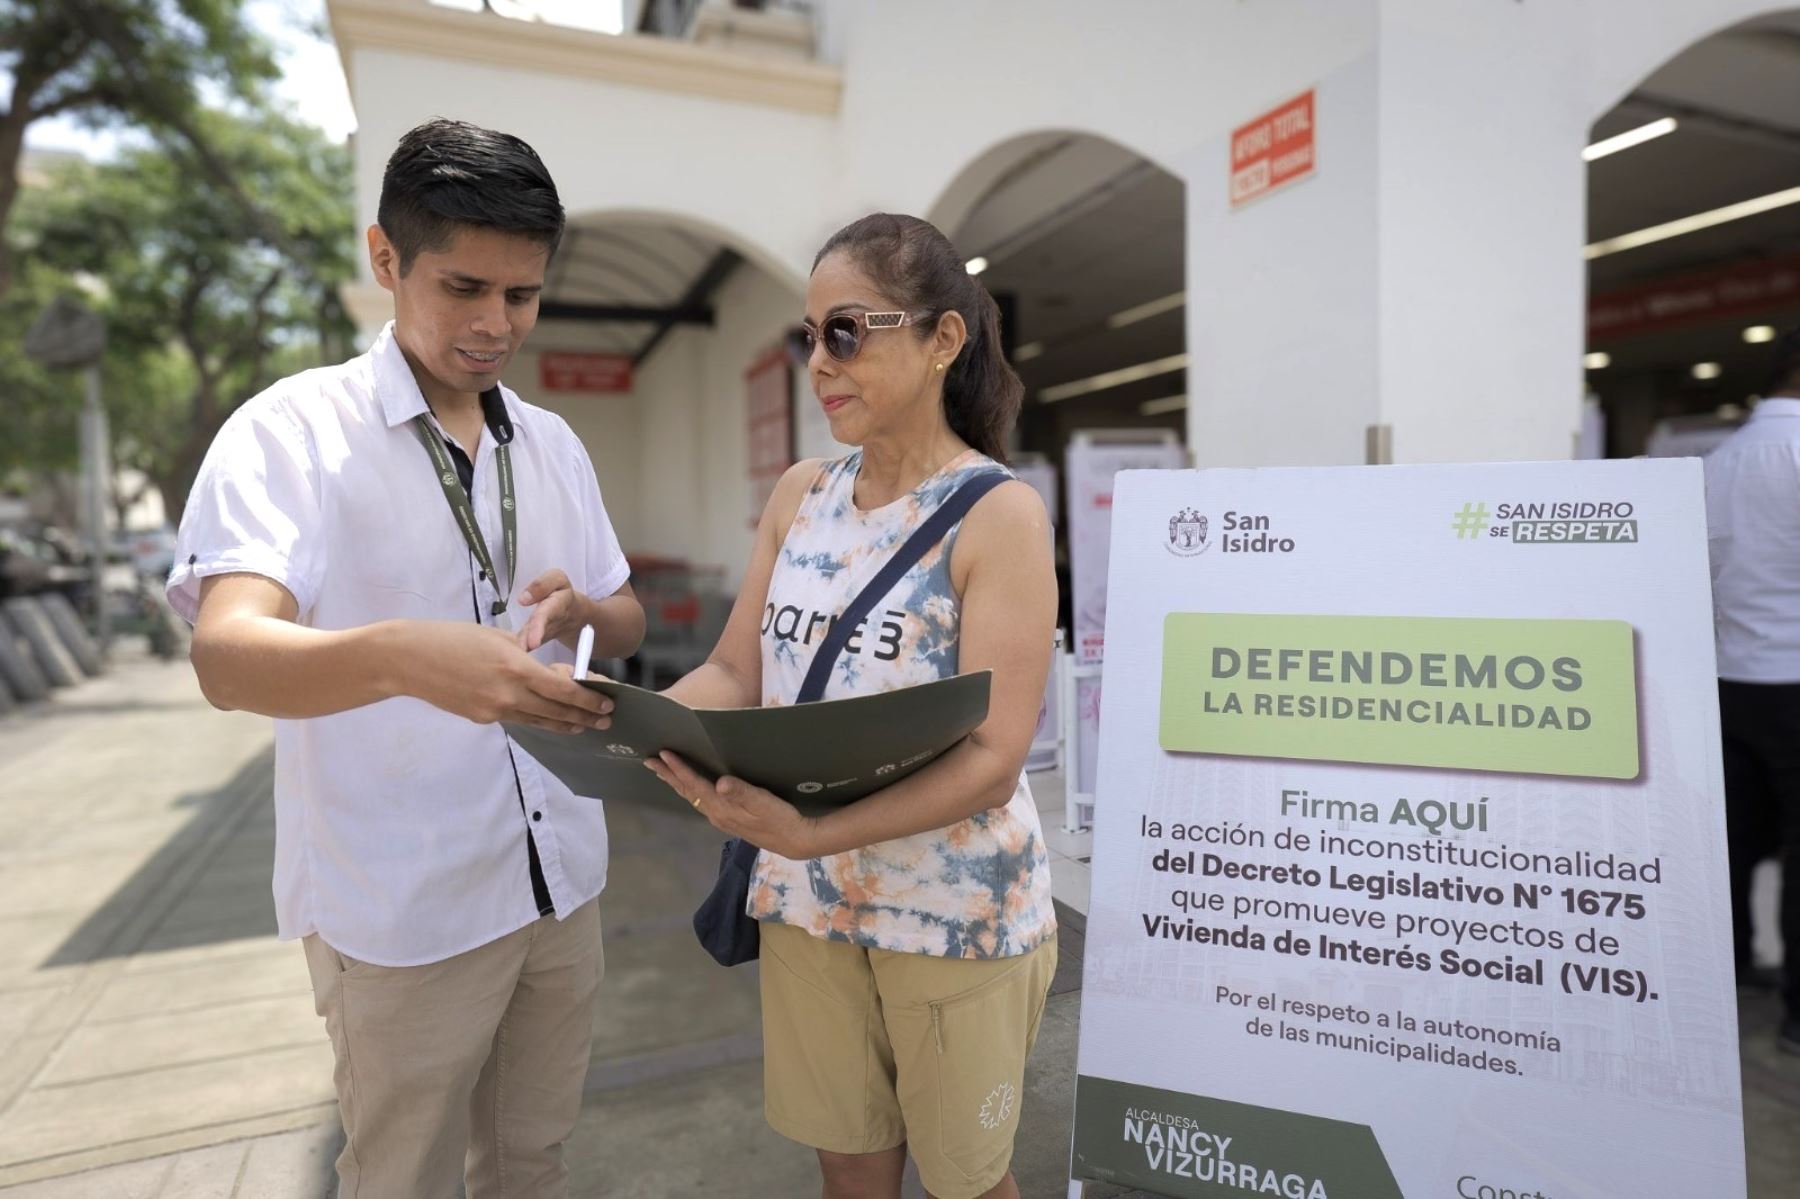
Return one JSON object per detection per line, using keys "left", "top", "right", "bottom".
{"left": 1014, "top": 342, "right": 1044, "bottom": 362}
{"left": 1582, "top": 117, "right": 1677, "bottom": 163}
{"left": 1039, "top": 353, "right": 1189, "bottom": 403}
{"left": 1583, "top": 351, "right": 1611, "bottom": 370}
{"left": 1585, "top": 185, "right": 1800, "bottom": 260}
{"left": 964, "top": 256, "right": 990, "bottom": 276}
{"left": 1743, "top": 325, "right": 1778, "bottom": 344}
{"left": 1107, "top": 291, "right": 1186, "bottom": 330}
{"left": 1691, "top": 361, "right": 1722, "bottom": 380}
{"left": 1139, "top": 395, "right": 1189, "bottom": 416}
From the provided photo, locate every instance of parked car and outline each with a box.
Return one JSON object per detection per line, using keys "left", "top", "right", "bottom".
{"left": 115, "top": 525, "right": 178, "bottom": 579}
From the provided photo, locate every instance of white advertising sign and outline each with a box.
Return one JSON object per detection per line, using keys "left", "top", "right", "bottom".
{"left": 1066, "top": 435, "right": 1187, "bottom": 798}
{"left": 1015, "top": 458, "right": 1062, "bottom": 773}
{"left": 1072, "top": 461, "right": 1743, "bottom": 1198}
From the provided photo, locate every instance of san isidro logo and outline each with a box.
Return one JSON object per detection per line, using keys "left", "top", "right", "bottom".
{"left": 1167, "top": 509, "right": 1209, "bottom": 556}
{"left": 1166, "top": 509, "right": 1297, "bottom": 556}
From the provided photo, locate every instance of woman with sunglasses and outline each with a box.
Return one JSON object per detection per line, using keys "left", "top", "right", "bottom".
{"left": 645, "top": 212, "right": 1057, "bottom": 1199}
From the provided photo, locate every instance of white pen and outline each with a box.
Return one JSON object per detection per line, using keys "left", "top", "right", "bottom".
{"left": 573, "top": 624, "right": 595, "bottom": 681}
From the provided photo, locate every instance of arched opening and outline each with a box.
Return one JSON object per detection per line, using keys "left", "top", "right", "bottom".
{"left": 930, "top": 132, "right": 1188, "bottom": 811}
{"left": 1582, "top": 10, "right": 1800, "bottom": 458}
{"left": 934, "top": 132, "right": 1188, "bottom": 459}
{"left": 931, "top": 132, "right": 1187, "bottom": 629}
{"left": 522, "top": 209, "right": 806, "bottom": 682}
{"left": 1581, "top": 10, "right": 1800, "bottom": 1163}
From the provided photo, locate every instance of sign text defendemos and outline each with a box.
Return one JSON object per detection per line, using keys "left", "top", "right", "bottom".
{"left": 1160, "top": 614, "right": 1639, "bottom": 779}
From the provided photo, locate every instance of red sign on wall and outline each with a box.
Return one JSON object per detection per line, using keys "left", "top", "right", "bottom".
{"left": 1588, "top": 254, "right": 1800, "bottom": 342}
{"left": 538, "top": 351, "right": 633, "bottom": 393}
{"left": 745, "top": 346, "right": 793, "bottom": 528}
{"left": 1231, "top": 90, "right": 1315, "bottom": 208}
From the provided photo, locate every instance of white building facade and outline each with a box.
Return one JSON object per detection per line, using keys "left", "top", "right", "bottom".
{"left": 328, "top": 0, "right": 1789, "bottom": 578}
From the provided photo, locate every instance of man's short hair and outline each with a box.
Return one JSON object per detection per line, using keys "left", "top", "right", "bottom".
{"left": 377, "top": 118, "right": 565, "bottom": 274}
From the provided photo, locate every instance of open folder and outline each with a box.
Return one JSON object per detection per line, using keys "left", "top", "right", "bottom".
{"left": 505, "top": 671, "right": 992, "bottom": 813}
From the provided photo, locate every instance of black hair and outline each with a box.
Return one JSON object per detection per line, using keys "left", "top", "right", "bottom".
{"left": 377, "top": 118, "right": 565, "bottom": 274}
{"left": 1761, "top": 325, "right": 1800, "bottom": 398}
{"left": 813, "top": 213, "right": 1022, "bottom": 462}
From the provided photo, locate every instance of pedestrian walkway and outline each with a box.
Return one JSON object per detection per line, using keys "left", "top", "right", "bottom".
{"left": 0, "top": 651, "right": 1794, "bottom": 1197}
{"left": 0, "top": 647, "right": 337, "bottom": 1195}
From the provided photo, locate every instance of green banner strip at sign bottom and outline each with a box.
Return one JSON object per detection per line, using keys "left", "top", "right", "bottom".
{"left": 1071, "top": 1074, "right": 1402, "bottom": 1198}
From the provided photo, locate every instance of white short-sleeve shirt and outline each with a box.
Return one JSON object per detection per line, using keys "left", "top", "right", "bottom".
{"left": 168, "top": 322, "right": 629, "bottom": 966}
{"left": 1705, "top": 397, "right": 1800, "bottom": 684}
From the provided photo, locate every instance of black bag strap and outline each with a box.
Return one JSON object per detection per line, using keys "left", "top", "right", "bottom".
{"left": 726, "top": 830, "right": 761, "bottom": 871}
{"left": 796, "top": 469, "right": 1009, "bottom": 705}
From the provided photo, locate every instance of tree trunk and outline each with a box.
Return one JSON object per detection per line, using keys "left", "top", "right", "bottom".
{"left": 0, "top": 107, "right": 33, "bottom": 299}
{"left": 157, "top": 425, "right": 219, "bottom": 524}
{"left": 149, "top": 470, "right": 184, "bottom": 539}
{"left": 168, "top": 359, "right": 251, "bottom": 522}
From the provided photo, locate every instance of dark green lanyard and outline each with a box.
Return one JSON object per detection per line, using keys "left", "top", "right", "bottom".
{"left": 410, "top": 415, "right": 515, "bottom": 617}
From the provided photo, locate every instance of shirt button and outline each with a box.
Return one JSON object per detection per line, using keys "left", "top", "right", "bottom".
{"left": 478, "top": 570, "right": 487, "bottom": 580}
{"left": 531, "top": 810, "right": 542, "bottom": 822}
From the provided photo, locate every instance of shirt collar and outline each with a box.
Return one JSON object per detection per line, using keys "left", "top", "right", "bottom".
{"left": 371, "top": 321, "right": 521, "bottom": 444}
{"left": 1751, "top": 397, "right": 1800, "bottom": 421}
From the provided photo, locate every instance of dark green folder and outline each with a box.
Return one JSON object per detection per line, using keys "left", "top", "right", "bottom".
{"left": 505, "top": 671, "right": 991, "bottom": 814}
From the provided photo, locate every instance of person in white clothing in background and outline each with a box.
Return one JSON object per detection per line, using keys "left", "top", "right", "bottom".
{"left": 1705, "top": 325, "right": 1800, "bottom": 1057}
{"left": 170, "top": 119, "right": 644, "bottom": 1196}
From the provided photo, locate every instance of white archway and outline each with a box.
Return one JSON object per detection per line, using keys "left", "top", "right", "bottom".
{"left": 1580, "top": 7, "right": 1800, "bottom": 457}
{"left": 1584, "top": 2, "right": 1800, "bottom": 120}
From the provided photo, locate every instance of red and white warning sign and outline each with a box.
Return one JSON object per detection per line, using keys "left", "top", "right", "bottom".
{"left": 538, "top": 351, "right": 633, "bottom": 393}
{"left": 1230, "top": 90, "right": 1315, "bottom": 208}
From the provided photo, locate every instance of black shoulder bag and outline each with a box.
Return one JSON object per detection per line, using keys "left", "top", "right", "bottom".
{"left": 692, "top": 469, "right": 1009, "bottom": 966}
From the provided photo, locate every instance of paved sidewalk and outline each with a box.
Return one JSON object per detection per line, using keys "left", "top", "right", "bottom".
{"left": 0, "top": 651, "right": 1795, "bottom": 1197}
{"left": 0, "top": 647, "right": 337, "bottom": 1195}
{"left": 0, "top": 650, "right": 1117, "bottom": 1199}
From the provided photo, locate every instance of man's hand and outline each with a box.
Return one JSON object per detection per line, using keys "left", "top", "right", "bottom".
{"left": 644, "top": 751, "right": 822, "bottom": 860}
{"left": 189, "top": 573, "right": 621, "bottom": 728}
{"left": 397, "top": 620, "right": 613, "bottom": 733}
{"left": 515, "top": 568, "right": 586, "bottom": 652}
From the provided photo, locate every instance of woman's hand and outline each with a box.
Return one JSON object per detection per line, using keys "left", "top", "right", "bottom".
{"left": 644, "top": 751, "right": 823, "bottom": 860}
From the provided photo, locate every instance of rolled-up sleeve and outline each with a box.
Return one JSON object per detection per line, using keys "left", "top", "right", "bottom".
{"left": 166, "top": 393, "right": 324, "bottom": 624}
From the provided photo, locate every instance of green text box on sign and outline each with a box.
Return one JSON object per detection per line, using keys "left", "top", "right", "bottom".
{"left": 1160, "top": 613, "right": 1639, "bottom": 779}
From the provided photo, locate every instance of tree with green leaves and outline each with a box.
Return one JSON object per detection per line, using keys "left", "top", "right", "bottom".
{"left": 10, "top": 105, "right": 354, "bottom": 517}
{"left": 0, "top": 0, "right": 279, "bottom": 297}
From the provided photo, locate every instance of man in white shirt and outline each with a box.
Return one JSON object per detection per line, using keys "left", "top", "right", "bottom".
{"left": 170, "top": 120, "right": 645, "bottom": 1195}
{"left": 1704, "top": 327, "right": 1800, "bottom": 1057}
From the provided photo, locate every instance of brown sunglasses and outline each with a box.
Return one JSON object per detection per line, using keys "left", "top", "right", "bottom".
{"left": 784, "top": 311, "right": 920, "bottom": 366}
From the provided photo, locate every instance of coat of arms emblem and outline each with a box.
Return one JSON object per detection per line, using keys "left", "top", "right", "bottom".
{"left": 1167, "top": 508, "right": 1208, "bottom": 556}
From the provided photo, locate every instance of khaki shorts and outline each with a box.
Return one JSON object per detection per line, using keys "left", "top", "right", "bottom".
{"left": 757, "top": 920, "right": 1057, "bottom": 1199}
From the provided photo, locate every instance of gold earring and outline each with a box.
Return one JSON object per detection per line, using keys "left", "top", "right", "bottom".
{"left": 935, "top": 362, "right": 945, "bottom": 372}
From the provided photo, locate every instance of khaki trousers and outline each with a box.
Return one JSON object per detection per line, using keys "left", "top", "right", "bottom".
{"left": 301, "top": 901, "right": 603, "bottom": 1199}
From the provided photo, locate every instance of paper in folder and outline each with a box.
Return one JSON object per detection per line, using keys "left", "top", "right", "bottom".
{"left": 505, "top": 670, "right": 991, "bottom": 813}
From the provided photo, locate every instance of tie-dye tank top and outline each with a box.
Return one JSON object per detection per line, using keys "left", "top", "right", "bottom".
{"left": 747, "top": 449, "right": 1057, "bottom": 959}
